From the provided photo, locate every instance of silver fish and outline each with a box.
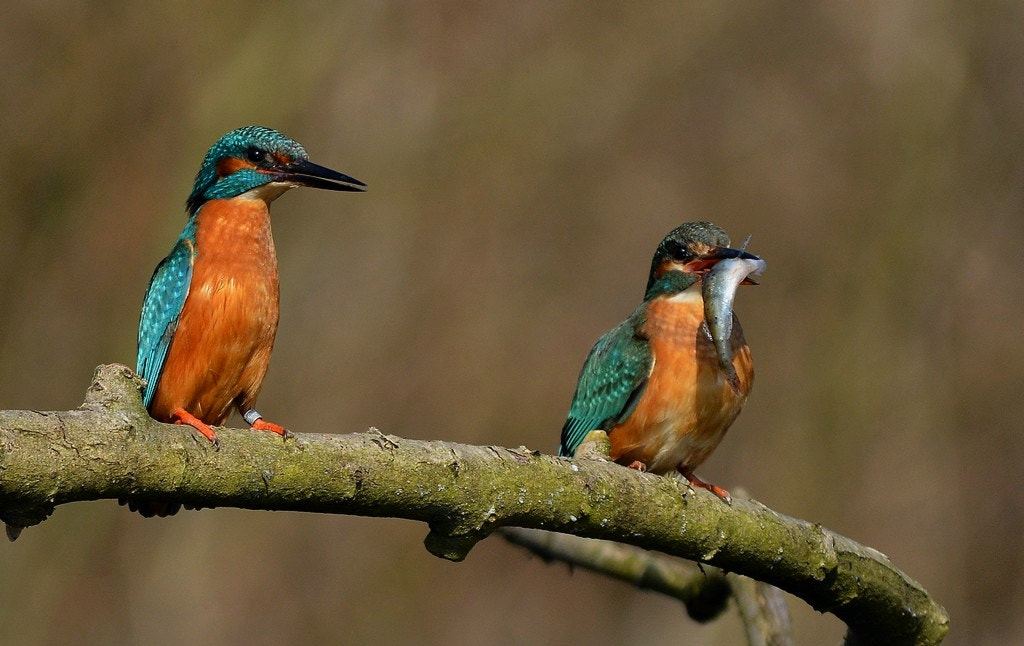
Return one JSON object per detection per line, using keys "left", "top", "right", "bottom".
{"left": 702, "top": 254, "right": 766, "bottom": 393}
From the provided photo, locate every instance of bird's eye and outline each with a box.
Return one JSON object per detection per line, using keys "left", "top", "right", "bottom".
{"left": 664, "top": 240, "right": 689, "bottom": 262}
{"left": 245, "top": 147, "right": 266, "bottom": 164}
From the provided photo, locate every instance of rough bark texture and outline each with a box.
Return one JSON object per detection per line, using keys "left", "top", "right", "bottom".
{"left": 0, "top": 365, "right": 948, "bottom": 645}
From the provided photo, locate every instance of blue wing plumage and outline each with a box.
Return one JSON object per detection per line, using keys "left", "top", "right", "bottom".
{"left": 137, "top": 228, "right": 195, "bottom": 408}
{"left": 559, "top": 314, "right": 653, "bottom": 457}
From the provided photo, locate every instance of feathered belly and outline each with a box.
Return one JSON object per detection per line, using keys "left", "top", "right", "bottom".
{"left": 609, "top": 292, "right": 752, "bottom": 474}
{"left": 150, "top": 260, "right": 279, "bottom": 425}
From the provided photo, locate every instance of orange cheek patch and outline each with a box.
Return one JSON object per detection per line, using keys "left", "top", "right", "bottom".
{"left": 216, "top": 157, "right": 255, "bottom": 177}
{"left": 653, "top": 259, "right": 681, "bottom": 279}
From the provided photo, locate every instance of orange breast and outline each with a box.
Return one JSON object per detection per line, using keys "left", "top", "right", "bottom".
{"left": 609, "top": 288, "right": 753, "bottom": 474}
{"left": 149, "top": 198, "right": 280, "bottom": 425}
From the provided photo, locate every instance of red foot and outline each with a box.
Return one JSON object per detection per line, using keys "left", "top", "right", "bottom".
{"left": 626, "top": 460, "right": 648, "bottom": 472}
{"left": 252, "top": 418, "right": 291, "bottom": 439}
{"left": 678, "top": 466, "right": 731, "bottom": 504}
{"left": 170, "top": 407, "right": 220, "bottom": 449}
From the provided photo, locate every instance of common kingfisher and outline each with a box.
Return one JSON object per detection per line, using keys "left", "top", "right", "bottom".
{"left": 125, "top": 126, "right": 364, "bottom": 517}
{"left": 559, "top": 222, "right": 765, "bottom": 502}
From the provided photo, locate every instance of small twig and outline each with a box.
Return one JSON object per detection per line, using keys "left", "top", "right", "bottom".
{"left": 499, "top": 527, "right": 731, "bottom": 623}
{"left": 500, "top": 526, "right": 796, "bottom": 644}
{"left": 728, "top": 573, "right": 795, "bottom": 646}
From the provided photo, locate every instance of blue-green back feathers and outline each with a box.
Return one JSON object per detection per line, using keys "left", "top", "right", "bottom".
{"left": 559, "top": 314, "right": 653, "bottom": 457}
{"left": 137, "top": 221, "right": 196, "bottom": 407}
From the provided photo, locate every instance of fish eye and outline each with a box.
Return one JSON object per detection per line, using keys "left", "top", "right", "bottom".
{"left": 245, "top": 147, "right": 267, "bottom": 164}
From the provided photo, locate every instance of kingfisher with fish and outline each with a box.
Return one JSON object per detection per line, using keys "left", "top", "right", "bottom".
{"left": 559, "top": 221, "right": 765, "bottom": 502}
{"left": 125, "top": 126, "right": 365, "bottom": 517}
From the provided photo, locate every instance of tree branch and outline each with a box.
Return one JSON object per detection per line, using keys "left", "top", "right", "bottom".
{"left": 499, "top": 526, "right": 794, "bottom": 646}
{"left": 0, "top": 365, "right": 948, "bottom": 645}
{"left": 729, "top": 570, "right": 795, "bottom": 646}
{"left": 499, "top": 527, "right": 734, "bottom": 623}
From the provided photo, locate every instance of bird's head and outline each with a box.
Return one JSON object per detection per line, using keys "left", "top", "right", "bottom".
{"left": 644, "top": 221, "right": 761, "bottom": 299}
{"left": 186, "top": 125, "right": 365, "bottom": 216}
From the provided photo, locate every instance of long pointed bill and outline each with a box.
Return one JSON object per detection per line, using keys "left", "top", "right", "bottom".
{"left": 276, "top": 159, "right": 366, "bottom": 192}
{"left": 704, "top": 246, "right": 762, "bottom": 262}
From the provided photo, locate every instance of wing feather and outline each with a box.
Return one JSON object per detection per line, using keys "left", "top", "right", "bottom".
{"left": 137, "top": 235, "right": 194, "bottom": 408}
{"left": 559, "top": 315, "right": 653, "bottom": 456}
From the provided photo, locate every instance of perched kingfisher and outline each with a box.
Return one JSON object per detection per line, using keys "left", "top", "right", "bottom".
{"left": 559, "top": 222, "right": 765, "bottom": 502}
{"left": 125, "top": 126, "right": 364, "bottom": 517}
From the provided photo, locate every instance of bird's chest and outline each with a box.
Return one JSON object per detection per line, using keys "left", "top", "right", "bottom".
{"left": 173, "top": 201, "right": 282, "bottom": 403}
{"left": 643, "top": 292, "right": 727, "bottom": 379}
{"left": 148, "top": 199, "right": 283, "bottom": 424}
{"left": 610, "top": 290, "right": 751, "bottom": 472}
{"left": 190, "top": 200, "right": 281, "bottom": 334}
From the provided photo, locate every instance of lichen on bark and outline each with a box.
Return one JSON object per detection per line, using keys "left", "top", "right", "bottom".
{"left": 0, "top": 365, "right": 948, "bottom": 645}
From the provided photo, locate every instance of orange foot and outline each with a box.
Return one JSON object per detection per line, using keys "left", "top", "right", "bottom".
{"left": 244, "top": 409, "right": 292, "bottom": 439}
{"left": 626, "top": 460, "right": 648, "bottom": 472}
{"left": 170, "top": 406, "right": 220, "bottom": 449}
{"left": 678, "top": 466, "right": 731, "bottom": 504}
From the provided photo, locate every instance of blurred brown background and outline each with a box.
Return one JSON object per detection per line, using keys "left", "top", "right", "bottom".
{"left": 1, "top": 2, "right": 1021, "bottom": 644}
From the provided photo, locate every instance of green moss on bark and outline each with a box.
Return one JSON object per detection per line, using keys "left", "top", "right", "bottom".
{"left": 0, "top": 365, "right": 948, "bottom": 645}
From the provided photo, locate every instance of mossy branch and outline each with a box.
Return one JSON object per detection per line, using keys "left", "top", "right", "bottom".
{"left": 0, "top": 365, "right": 947, "bottom": 645}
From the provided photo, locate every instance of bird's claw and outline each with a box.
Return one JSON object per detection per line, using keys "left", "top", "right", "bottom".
{"left": 251, "top": 418, "right": 289, "bottom": 438}
{"left": 170, "top": 407, "right": 221, "bottom": 449}
{"left": 678, "top": 467, "right": 731, "bottom": 504}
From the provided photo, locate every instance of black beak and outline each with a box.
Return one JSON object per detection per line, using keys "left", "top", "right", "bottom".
{"left": 276, "top": 159, "right": 366, "bottom": 192}
{"left": 688, "top": 246, "right": 763, "bottom": 284}
{"left": 703, "top": 246, "right": 761, "bottom": 262}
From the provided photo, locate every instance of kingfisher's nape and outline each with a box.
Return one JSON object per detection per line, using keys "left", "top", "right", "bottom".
{"left": 124, "top": 126, "right": 365, "bottom": 518}
{"left": 559, "top": 221, "right": 765, "bottom": 503}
